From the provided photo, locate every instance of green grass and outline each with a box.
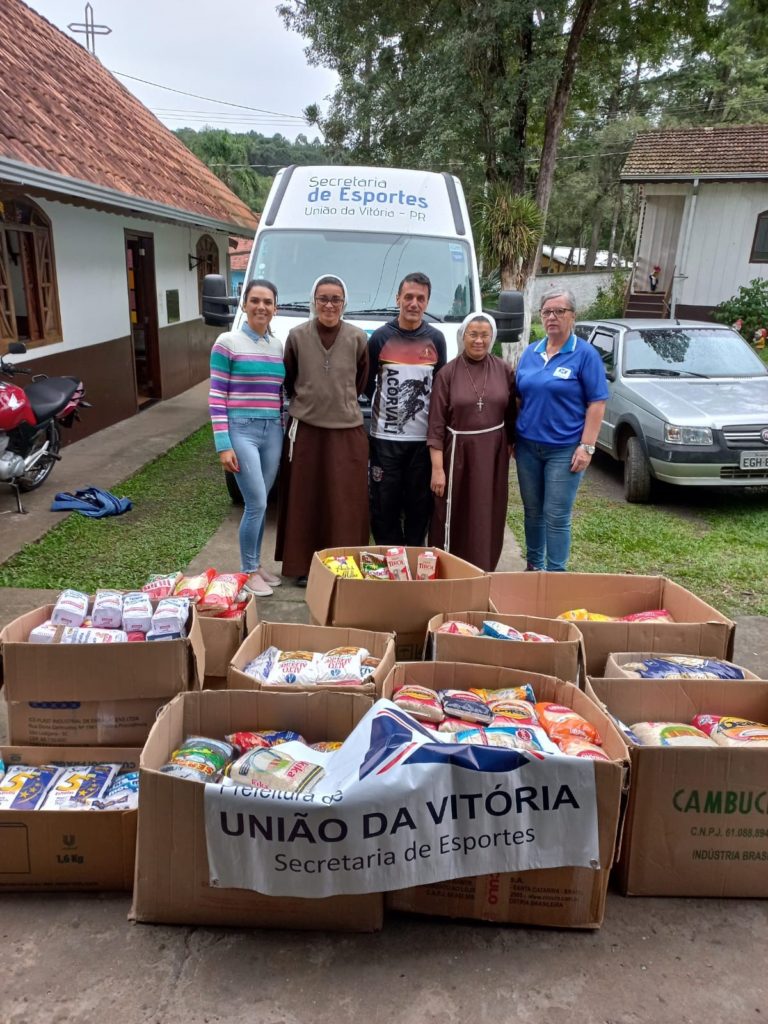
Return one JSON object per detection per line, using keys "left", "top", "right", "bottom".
{"left": 507, "top": 466, "right": 768, "bottom": 616}
{"left": 0, "top": 425, "right": 232, "bottom": 591}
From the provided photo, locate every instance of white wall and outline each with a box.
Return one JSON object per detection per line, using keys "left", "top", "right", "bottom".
{"left": 534, "top": 270, "right": 618, "bottom": 313}
{"left": 29, "top": 198, "right": 227, "bottom": 360}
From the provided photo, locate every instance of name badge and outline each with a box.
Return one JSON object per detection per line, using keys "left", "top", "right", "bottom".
{"left": 553, "top": 366, "right": 572, "bottom": 379}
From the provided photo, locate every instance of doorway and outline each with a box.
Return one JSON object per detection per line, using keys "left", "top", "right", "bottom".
{"left": 125, "top": 233, "right": 160, "bottom": 406}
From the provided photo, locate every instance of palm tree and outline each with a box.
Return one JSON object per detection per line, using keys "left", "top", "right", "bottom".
{"left": 475, "top": 186, "right": 544, "bottom": 292}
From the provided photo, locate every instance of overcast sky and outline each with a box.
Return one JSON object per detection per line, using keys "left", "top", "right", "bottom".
{"left": 24, "top": 0, "right": 338, "bottom": 140}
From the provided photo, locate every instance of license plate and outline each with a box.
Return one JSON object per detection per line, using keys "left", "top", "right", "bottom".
{"left": 739, "top": 451, "right": 768, "bottom": 470}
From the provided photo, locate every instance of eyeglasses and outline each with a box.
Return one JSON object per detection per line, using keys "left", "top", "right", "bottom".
{"left": 315, "top": 295, "right": 344, "bottom": 307}
{"left": 541, "top": 307, "right": 574, "bottom": 319}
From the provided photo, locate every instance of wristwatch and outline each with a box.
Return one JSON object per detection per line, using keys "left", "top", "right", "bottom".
{"left": 579, "top": 443, "right": 596, "bottom": 455}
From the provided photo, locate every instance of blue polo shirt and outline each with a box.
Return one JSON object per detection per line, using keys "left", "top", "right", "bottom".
{"left": 516, "top": 334, "right": 609, "bottom": 445}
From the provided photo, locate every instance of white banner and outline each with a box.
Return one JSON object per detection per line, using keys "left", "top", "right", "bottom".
{"left": 204, "top": 700, "right": 600, "bottom": 898}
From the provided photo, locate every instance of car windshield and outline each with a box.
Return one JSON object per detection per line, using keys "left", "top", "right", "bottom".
{"left": 622, "top": 327, "right": 768, "bottom": 378}
{"left": 250, "top": 229, "right": 474, "bottom": 322}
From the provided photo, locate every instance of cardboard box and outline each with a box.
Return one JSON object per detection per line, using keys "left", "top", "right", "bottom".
{"left": 382, "top": 661, "right": 628, "bottom": 928}
{"left": 306, "top": 546, "right": 489, "bottom": 659}
{"left": 426, "top": 611, "right": 584, "bottom": 685}
{"left": 131, "top": 689, "right": 382, "bottom": 930}
{"left": 588, "top": 677, "right": 768, "bottom": 897}
{"left": 489, "top": 573, "right": 735, "bottom": 677}
{"left": 197, "top": 596, "right": 258, "bottom": 679}
{"left": 227, "top": 621, "right": 396, "bottom": 695}
{"left": 0, "top": 745, "right": 139, "bottom": 891}
{"left": 603, "top": 652, "right": 758, "bottom": 681}
{"left": 6, "top": 698, "right": 168, "bottom": 746}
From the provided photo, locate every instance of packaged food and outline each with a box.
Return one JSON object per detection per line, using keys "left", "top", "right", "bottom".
{"left": 159, "top": 736, "right": 234, "bottom": 782}
{"left": 481, "top": 620, "right": 525, "bottom": 641}
{"left": 618, "top": 609, "right": 674, "bottom": 623}
{"left": 630, "top": 722, "right": 716, "bottom": 747}
{"left": 122, "top": 591, "right": 153, "bottom": 634}
{"left": 126, "top": 631, "right": 146, "bottom": 642}
{"left": 456, "top": 725, "right": 558, "bottom": 754}
{"left": 198, "top": 572, "right": 249, "bottom": 612}
{"left": 310, "top": 741, "right": 343, "bottom": 753}
{"left": 322, "top": 555, "right": 363, "bottom": 579}
{"left": 436, "top": 620, "right": 480, "bottom": 636}
{"left": 360, "top": 550, "right": 391, "bottom": 581}
{"left": 225, "top": 729, "right": 306, "bottom": 755}
{"left": 92, "top": 771, "right": 139, "bottom": 810}
{"left": 0, "top": 765, "right": 63, "bottom": 810}
{"left": 146, "top": 631, "right": 183, "bottom": 642}
{"left": 416, "top": 550, "right": 438, "bottom": 581}
{"left": 609, "top": 713, "right": 641, "bottom": 746}
{"left": 439, "top": 689, "right": 494, "bottom": 725}
{"left": 621, "top": 656, "right": 745, "bottom": 680}
{"left": 141, "top": 571, "right": 181, "bottom": 600}
{"left": 227, "top": 747, "right": 325, "bottom": 793}
{"left": 59, "top": 627, "right": 128, "bottom": 644}
{"left": 316, "top": 646, "right": 368, "bottom": 685}
{"left": 559, "top": 739, "right": 612, "bottom": 760}
{"left": 472, "top": 685, "right": 537, "bottom": 705}
{"left": 393, "top": 684, "right": 444, "bottom": 722}
{"left": 28, "top": 621, "right": 59, "bottom": 644}
{"left": 243, "top": 646, "right": 280, "bottom": 683}
{"left": 150, "top": 597, "right": 189, "bottom": 636}
{"left": 488, "top": 699, "right": 538, "bottom": 725}
{"left": 535, "top": 703, "right": 601, "bottom": 745}
{"left": 91, "top": 589, "right": 124, "bottom": 629}
{"left": 173, "top": 568, "right": 217, "bottom": 603}
{"left": 558, "top": 608, "right": 615, "bottom": 622}
{"left": 691, "top": 714, "right": 768, "bottom": 746}
{"left": 360, "top": 655, "right": 381, "bottom": 680}
{"left": 265, "top": 650, "right": 321, "bottom": 686}
{"left": 385, "top": 546, "right": 412, "bottom": 581}
{"left": 40, "top": 764, "right": 119, "bottom": 810}
{"left": 51, "top": 589, "right": 89, "bottom": 628}
{"left": 521, "top": 631, "right": 555, "bottom": 643}
{"left": 437, "top": 716, "right": 470, "bottom": 733}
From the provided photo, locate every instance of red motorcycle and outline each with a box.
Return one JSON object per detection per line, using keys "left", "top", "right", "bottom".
{"left": 0, "top": 342, "right": 90, "bottom": 513}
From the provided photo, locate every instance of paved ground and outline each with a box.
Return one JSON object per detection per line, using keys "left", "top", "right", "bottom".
{"left": 1, "top": 384, "right": 767, "bottom": 1024}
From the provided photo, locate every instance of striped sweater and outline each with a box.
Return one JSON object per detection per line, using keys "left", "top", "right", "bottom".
{"left": 208, "top": 325, "right": 285, "bottom": 452}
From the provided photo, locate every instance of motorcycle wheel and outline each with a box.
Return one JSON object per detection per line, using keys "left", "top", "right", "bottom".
{"left": 18, "top": 421, "right": 61, "bottom": 492}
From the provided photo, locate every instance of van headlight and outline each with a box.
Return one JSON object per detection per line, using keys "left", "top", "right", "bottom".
{"left": 664, "top": 424, "right": 713, "bottom": 445}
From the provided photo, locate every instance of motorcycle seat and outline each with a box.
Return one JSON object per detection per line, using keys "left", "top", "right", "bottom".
{"left": 24, "top": 376, "right": 80, "bottom": 422}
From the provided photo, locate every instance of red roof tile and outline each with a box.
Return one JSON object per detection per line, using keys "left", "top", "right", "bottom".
{"left": 229, "top": 235, "right": 255, "bottom": 271}
{"left": 0, "top": 0, "right": 258, "bottom": 232}
{"left": 622, "top": 125, "right": 768, "bottom": 181}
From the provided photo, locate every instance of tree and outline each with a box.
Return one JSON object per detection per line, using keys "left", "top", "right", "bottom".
{"left": 476, "top": 187, "right": 544, "bottom": 291}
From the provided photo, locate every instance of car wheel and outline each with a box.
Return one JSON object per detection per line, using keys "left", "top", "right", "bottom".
{"left": 225, "top": 470, "right": 243, "bottom": 505}
{"left": 624, "top": 435, "right": 652, "bottom": 503}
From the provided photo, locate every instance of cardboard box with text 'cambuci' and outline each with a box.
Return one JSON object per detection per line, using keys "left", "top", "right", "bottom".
{"left": 0, "top": 603, "right": 204, "bottom": 746}
{"left": 226, "top": 621, "right": 396, "bottom": 696}
{"left": 306, "top": 547, "right": 489, "bottom": 660}
{"left": 489, "top": 573, "right": 734, "bottom": 677}
{"left": 603, "top": 652, "right": 758, "bottom": 681}
{"left": 425, "top": 611, "right": 584, "bottom": 686}
{"left": 0, "top": 745, "right": 139, "bottom": 891}
{"left": 197, "top": 594, "right": 258, "bottom": 686}
{"left": 382, "top": 661, "right": 629, "bottom": 928}
{"left": 588, "top": 676, "right": 768, "bottom": 898}
{"left": 131, "top": 688, "right": 382, "bottom": 931}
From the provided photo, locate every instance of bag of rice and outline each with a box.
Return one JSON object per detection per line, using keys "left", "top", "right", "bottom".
{"left": 621, "top": 656, "right": 745, "bottom": 680}
{"left": 265, "top": 650, "right": 321, "bottom": 686}
{"left": 227, "top": 747, "right": 325, "bottom": 793}
{"left": 472, "top": 685, "right": 537, "bottom": 706}
{"left": 51, "top": 589, "right": 89, "bottom": 628}
{"left": 691, "top": 714, "right": 768, "bottom": 746}
{"left": 488, "top": 699, "right": 538, "bottom": 724}
{"left": 559, "top": 739, "right": 611, "bottom": 760}
{"left": 393, "top": 684, "right": 444, "bottom": 722}
{"left": 535, "top": 703, "right": 601, "bottom": 745}
{"left": 316, "top": 646, "right": 368, "bottom": 685}
{"left": 439, "top": 689, "right": 494, "bottom": 725}
{"left": 437, "top": 716, "right": 470, "bottom": 733}
{"left": 91, "top": 590, "right": 124, "bottom": 629}
{"left": 629, "top": 722, "right": 716, "bottom": 747}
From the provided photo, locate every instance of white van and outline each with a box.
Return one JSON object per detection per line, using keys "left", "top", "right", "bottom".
{"left": 232, "top": 165, "right": 483, "bottom": 360}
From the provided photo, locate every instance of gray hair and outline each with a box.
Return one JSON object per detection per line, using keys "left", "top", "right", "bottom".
{"left": 539, "top": 287, "right": 576, "bottom": 312}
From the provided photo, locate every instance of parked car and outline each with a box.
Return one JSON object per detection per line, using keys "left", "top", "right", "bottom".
{"left": 573, "top": 318, "right": 768, "bottom": 502}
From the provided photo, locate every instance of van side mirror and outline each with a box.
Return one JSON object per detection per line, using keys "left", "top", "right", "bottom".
{"left": 486, "top": 290, "right": 524, "bottom": 345}
{"left": 8, "top": 342, "right": 27, "bottom": 354}
{"left": 202, "top": 274, "right": 238, "bottom": 328}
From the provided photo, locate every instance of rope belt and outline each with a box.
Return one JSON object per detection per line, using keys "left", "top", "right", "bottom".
{"left": 287, "top": 417, "right": 299, "bottom": 462}
{"left": 443, "top": 421, "right": 505, "bottom": 552}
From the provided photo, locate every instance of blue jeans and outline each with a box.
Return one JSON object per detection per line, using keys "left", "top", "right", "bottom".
{"left": 515, "top": 436, "right": 584, "bottom": 572}
{"left": 229, "top": 418, "right": 284, "bottom": 572}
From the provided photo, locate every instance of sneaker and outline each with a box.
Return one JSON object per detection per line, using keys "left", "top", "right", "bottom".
{"left": 257, "top": 566, "right": 282, "bottom": 587}
{"left": 243, "top": 573, "right": 273, "bottom": 597}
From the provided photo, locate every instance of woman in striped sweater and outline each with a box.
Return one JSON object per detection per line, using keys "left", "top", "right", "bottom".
{"left": 208, "top": 279, "right": 285, "bottom": 597}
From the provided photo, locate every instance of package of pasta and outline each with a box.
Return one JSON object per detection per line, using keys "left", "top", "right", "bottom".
{"left": 40, "top": 764, "right": 119, "bottom": 810}
{"left": 51, "top": 589, "right": 89, "bottom": 628}
{"left": 265, "top": 650, "right": 321, "bottom": 686}
{"left": 535, "top": 702, "right": 601, "bottom": 746}
{"left": 173, "top": 568, "right": 217, "bottom": 604}
{"left": 360, "top": 655, "right": 381, "bottom": 680}
{"left": 559, "top": 738, "right": 612, "bottom": 761}
{"left": 227, "top": 747, "right": 325, "bottom": 794}
{"left": 473, "top": 684, "right": 537, "bottom": 706}
{"left": 558, "top": 608, "right": 614, "bottom": 622}
{"left": 691, "top": 714, "right": 768, "bottom": 746}
{"left": 91, "top": 590, "right": 124, "bottom": 629}
{"left": 629, "top": 722, "right": 716, "bottom": 748}
{"left": 360, "top": 550, "right": 391, "bottom": 581}
{"left": 621, "top": 656, "right": 745, "bottom": 680}
{"left": 92, "top": 771, "right": 139, "bottom": 811}
{"left": 141, "top": 571, "right": 181, "bottom": 600}
{"left": 436, "top": 620, "right": 480, "bottom": 636}
{"left": 159, "top": 736, "right": 234, "bottom": 782}
{"left": 489, "top": 699, "right": 538, "bottom": 725}
{"left": 481, "top": 620, "right": 525, "bottom": 641}
{"left": 439, "top": 689, "right": 494, "bottom": 725}
{"left": 393, "top": 684, "right": 444, "bottom": 722}
{"left": 198, "top": 572, "right": 249, "bottom": 612}
{"left": 619, "top": 609, "right": 674, "bottom": 623}
{"left": 316, "top": 646, "right": 368, "bottom": 685}
{"left": 322, "top": 554, "right": 363, "bottom": 579}
{"left": 225, "top": 729, "right": 306, "bottom": 755}
{"left": 243, "top": 646, "right": 279, "bottom": 683}
{"left": 0, "top": 765, "right": 63, "bottom": 810}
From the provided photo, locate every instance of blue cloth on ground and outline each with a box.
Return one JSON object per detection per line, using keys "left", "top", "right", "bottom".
{"left": 50, "top": 487, "right": 132, "bottom": 518}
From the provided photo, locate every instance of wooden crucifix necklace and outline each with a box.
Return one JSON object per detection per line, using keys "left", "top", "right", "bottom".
{"left": 461, "top": 354, "right": 489, "bottom": 412}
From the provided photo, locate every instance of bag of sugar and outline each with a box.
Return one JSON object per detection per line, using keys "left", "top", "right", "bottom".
{"left": 122, "top": 592, "right": 153, "bottom": 633}
{"left": 150, "top": 597, "right": 189, "bottom": 636}
{"left": 91, "top": 590, "right": 124, "bottom": 629}
{"left": 51, "top": 589, "right": 89, "bottom": 628}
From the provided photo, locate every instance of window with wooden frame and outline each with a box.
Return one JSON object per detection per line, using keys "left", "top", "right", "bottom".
{"left": 750, "top": 211, "right": 768, "bottom": 263}
{"left": 196, "top": 234, "right": 220, "bottom": 311}
{"left": 0, "top": 196, "right": 63, "bottom": 352}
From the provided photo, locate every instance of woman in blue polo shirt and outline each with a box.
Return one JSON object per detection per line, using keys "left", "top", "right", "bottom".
{"left": 514, "top": 289, "right": 608, "bottom": 571}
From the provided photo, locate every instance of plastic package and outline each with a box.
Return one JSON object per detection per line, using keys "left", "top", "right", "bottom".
{"left": 621, "top": 656, "right": 745, "bottom": 680}
{"left": 439, "top": 689, "right": 494, "bottom": 725}
{"left": 265, "top": 651, "right": 321, "bottom": 686}
{"left": 0, "top": 765, "right": 63, "bottom": 810}
{"left": 40, "top": 764, "right": 119, "bottom": 810}
{"left": 141, "top": 571, "right": 181, "bottom": 600}
{"left": 488, "top": 699, "right": 538, "bottom": 725}
{"left": 436, "top": 620, "right": 480, "bottom": 636}
{"left": 691, "top": 714, "right": 768, "bottom": 746}
{"left": 199, "top": 573, "right": 249, "bottom": 612}
{"left": 159, "top": 736, "right": 234, "bottom": 782}
{"left": 535, "top": 703, "right": 601, "bottom": 746}
{"left": 91, "top": 590, "right": 124, "bottom": 629}
{"left": 51, "top": 589, "right": 89, "bottom": 628}
{"left": 173, "top": 569, "right": 217, "bottom": 603}
{"left": 360, "top": 656, "right": 381, "bottom": 680}
{"left": 629, "top": 722, "right": 716, "bottom": 747}
{"left": 92, "top": 771, "right": 139, "bottom": 810}
{"left": 59, "top": 627, "right": 128, "bottom": 644}
{"left": 243, "top": 646, "right": 279, "bottom": 683}
{"left": 559, "top": 739, "right": 611, "bottom": 760}
{"left": 150, "top": 597, "right": 189, "bottom": 636}
{"left": 360, "top": 550, "right": 391, "bottom": 580}
{"left": 122, "top": 592, "right": 153, "bottom": 634}
{"left": 322, "top": 555, "right": 363, "bottom": 579}
{"left": 618, "top": 609, "right": 673, "bottom": 623}
{"left": 393, "top": 684, "right": 444, "bottom": 722}
{"left": 227, "top": 747, "right": 325, "bottom": 793}
{"left": 481, "top": 620, "right": 525, "bottom": 641}
{"left": 558, "top": 608, "right": 615, "bottom": 622}
{"left": 456, "top": 725, "right": 558, "bottom": 754}
{"left": 28, "top": 621, "right": 58, "bottom": 644}
{"left": 225, "top": 729, "right": 305, "bottom": 755}
{"left": 310, "top": 741, "right": 343, "bottom": 752}
{"left": 316, "top": 646, "right": 368, "bottom": 685}
{"left": 472, "top": 685, "right": 537, "bottom": 705}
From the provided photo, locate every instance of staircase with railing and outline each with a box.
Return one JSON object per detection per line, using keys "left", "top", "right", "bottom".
{"left": 624, "top": 267, "right": 674, "bottom": 319}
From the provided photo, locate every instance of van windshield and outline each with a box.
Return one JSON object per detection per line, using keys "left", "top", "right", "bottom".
{"left": 251, "top": 230, "right": 474, "bottom": 322}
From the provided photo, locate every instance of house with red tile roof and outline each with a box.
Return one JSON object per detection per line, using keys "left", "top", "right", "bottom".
{"left": 228, "top": 235, "right": 256, "bottom": 297}
{"left": 620, "top": 125, "right": 768, "bottom": 320}
{"left": 0, "top": 0, "right": 258, "bottom": 433}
